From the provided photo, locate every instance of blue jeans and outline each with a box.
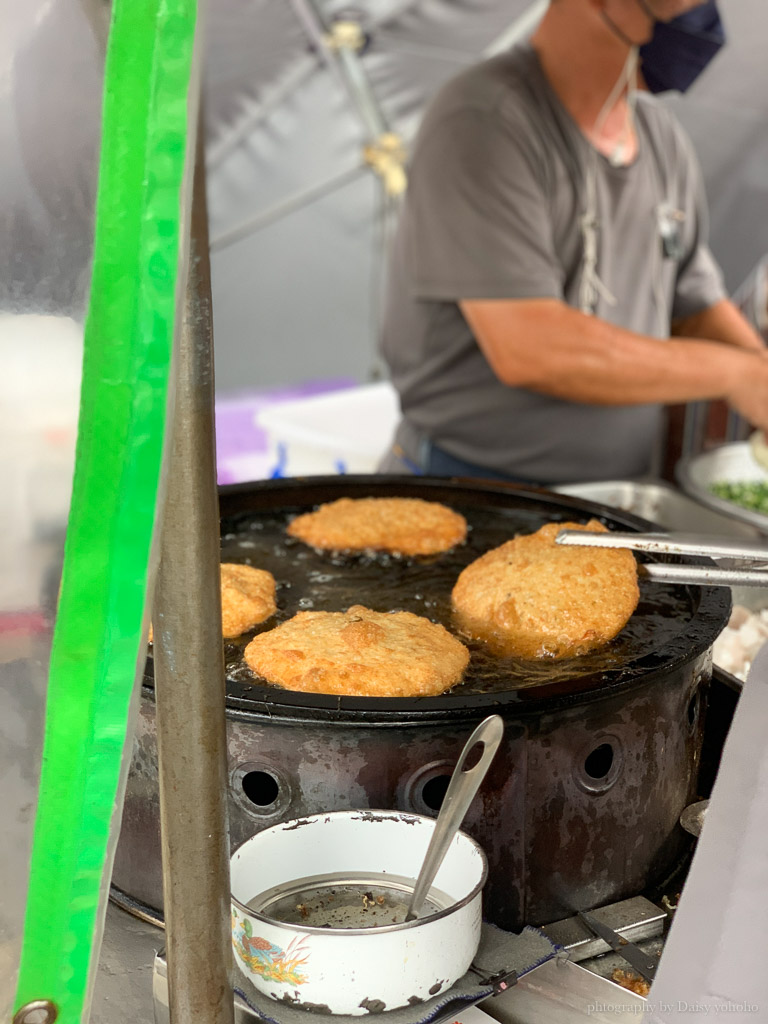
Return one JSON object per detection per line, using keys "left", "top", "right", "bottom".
{"left": 379, "top": 436, "right": 543, "bottom": 486}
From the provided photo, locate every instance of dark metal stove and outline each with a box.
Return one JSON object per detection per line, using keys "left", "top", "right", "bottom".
{"left": 111, "top": 477, "right": 730, "bottom": 932}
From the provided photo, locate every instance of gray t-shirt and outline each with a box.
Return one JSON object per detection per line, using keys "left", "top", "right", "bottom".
{"left": 380, "top": 44, "right": 725, "bottom": 483}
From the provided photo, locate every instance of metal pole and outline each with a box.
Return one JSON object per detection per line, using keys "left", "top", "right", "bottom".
{"left": 153, "top": 124, "right": 235, "bottom": 1024}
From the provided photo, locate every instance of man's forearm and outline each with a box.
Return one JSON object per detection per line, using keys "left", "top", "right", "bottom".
{"left": 460, "top": 297, "right": 768, "bottom": 431}
{"left": 671, "top": 298, "right": 765, "bottom": 352}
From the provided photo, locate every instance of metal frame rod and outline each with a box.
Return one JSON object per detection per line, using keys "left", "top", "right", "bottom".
{"left": 210, "top": 163, "right": 366, "bottom": 252}
{"left": 290, "top": 0, "right": 387, "bottom": 140}
{"left": 153, "top": 120, "right": 234, "bottom": 1024}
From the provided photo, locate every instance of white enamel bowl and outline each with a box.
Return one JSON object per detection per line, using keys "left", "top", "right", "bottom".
{"left": 230, "top": 809, "right": 487, "bottom": 1015}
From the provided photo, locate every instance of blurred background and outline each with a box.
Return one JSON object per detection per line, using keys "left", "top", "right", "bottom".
{"left": 4, "top": 1, "right": 767, "bottom": 390}
{"left": 1, "top": 0, "right": 767, "bottom": 1008}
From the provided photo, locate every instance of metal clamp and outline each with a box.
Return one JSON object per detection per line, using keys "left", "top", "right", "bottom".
{"left": 324, "top": 19, "right": 366, "bottom": 52}
{"left": 363, "top": 133, "right": 407, "bottom": 196}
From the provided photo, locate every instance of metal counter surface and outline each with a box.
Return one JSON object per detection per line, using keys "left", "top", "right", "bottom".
{"left": 93, "top": 904, "right": 650, "bottom": 1024}
{"left": 91, "top": 904, "right": 160, "bottom": 1023}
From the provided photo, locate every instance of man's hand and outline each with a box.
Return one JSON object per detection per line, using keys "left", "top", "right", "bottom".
{"left": 726, "top": 349, "right": 768, "bottom": 435}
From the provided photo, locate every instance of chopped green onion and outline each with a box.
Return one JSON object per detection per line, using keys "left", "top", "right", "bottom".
{"left": 711, "top": 481, "right": 768, "bottom": 516}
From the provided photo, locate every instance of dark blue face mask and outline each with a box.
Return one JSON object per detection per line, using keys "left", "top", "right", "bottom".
{"left": 639, "top": 1, "right": 726, "bottom": 93}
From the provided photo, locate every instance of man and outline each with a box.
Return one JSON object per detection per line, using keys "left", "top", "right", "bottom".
{"left": 378, "top": 0, "right": 768, "bottom": 484}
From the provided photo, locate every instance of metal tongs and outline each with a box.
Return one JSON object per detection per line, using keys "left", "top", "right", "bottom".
{"left": 556, "top": 530, "right": 768, "bottom": 587}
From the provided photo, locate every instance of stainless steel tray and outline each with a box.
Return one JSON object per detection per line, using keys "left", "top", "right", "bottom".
{"left": 553, "top": 478, "right": 762, "bottom": 537}
{"left": 676, "top": 443, "right": 768, "bottom": 535}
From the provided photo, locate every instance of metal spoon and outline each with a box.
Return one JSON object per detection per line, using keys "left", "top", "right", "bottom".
{"left": 405, "top": 714, "right": 504, "bottom": 921}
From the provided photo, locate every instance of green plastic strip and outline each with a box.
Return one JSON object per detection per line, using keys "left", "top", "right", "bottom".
{"left": 13, "top": 1, "right": 198, "bottom": 1021}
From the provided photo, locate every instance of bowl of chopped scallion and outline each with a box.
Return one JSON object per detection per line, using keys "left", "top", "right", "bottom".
{"left": 710, "top": 480, "right": 768, "bottom": 516}
{"left": 677, "top": 443, "right": 768, "bottom": 535}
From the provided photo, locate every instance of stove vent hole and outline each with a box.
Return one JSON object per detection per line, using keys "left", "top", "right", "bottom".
{"left": 584, "top": 743, "right": 614, "bottom": 780}
{"left": 420, "top": 774, "right": 451, "bottom": 812}
{"left": 241, "top": 770, "right": 280, "bottom": 808}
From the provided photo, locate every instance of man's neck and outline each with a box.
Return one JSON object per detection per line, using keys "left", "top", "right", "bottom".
{"left": 531, "top": 6, "right": 643, "bottom": 158}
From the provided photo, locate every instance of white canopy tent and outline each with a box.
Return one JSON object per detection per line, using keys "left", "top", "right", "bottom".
{"left": 3, "top": 0, "right": 765, "bottom": 391}
{"left": 4, "top": 0, "right": 765, "bottom": 392}
{"left": 202, "top": 0, "right": 768, "bottom": 391}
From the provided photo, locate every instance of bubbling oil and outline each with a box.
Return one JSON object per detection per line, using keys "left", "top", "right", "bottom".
{"left": 213, "top": 503, "right": 697, "bottom": 700}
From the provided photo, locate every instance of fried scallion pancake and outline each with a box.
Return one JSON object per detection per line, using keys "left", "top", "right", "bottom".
{"left": 220, "top": 563, "right": 277, "bottom": 638}
{"left": 286, "top": 497, "right": 467, "bottom": 556}
{"left": 243, "top": 604, "right": 469, "bottom": 697}
{"left": 451, "top": 520, "right": 639, "bottom": 659}
{"left": 149, "top": 563, "right": 276, "bottom": 643}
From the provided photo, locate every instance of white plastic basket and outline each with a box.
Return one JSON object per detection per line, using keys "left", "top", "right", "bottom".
{"left": 256, "top": 381, "right": 399, "bottom": 477}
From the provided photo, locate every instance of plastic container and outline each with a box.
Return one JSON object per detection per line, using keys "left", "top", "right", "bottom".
{"left": 256, "top": 382, "right": 399, "bottom": 477}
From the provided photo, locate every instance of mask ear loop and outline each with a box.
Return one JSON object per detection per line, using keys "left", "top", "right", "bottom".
{"left": 651, "top": 198, "right": 673, "bottom": 337}
{"left": 579, "top": 46, "right": 638, "bottom": 315}
{"left": 604, "top": 47, "right": 675, "bottom": 338}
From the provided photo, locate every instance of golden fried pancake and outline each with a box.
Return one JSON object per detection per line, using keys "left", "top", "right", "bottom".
{"left": 148, "top": 563, "right": 276, "bottom": 643}
{"left": 243, "top": 604, "right": 469, "bottom": 697}
{"left": 220, "top": 563, "right": 277, "bottom": 638}
{"left": 451, "top": 520, "right": 639, "bottom": 659}
{"left": 286, "top": 497, "right": 467, "bottom": 556}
